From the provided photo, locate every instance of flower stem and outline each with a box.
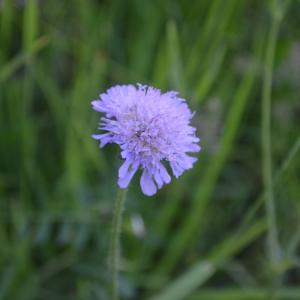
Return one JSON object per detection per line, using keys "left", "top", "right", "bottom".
{"left": 262, "top": 5, "right": 281, "bottom": 265}
{"left": 111, "top": 188, "right": 127, "bottom": 300}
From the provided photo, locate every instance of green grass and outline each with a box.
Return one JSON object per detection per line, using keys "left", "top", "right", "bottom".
{"left": 0, "top": 0, "right": 300, "bottom": 299}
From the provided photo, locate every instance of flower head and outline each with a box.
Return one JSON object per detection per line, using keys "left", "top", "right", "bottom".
{"left": 92, "top": 84, "right": 200, "bottom": 196}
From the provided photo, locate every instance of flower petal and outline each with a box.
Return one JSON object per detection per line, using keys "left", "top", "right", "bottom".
{"left": 153, "top": 171, "right": 163, "bottom": 189}
{"left": 118, "top": 160, "right": 139, "bottom": 189}
{"left": 118, "top": 158, "right": 132, "bottom": 178}
{"left": 170, "top": 161, "right": 184, "bottom": 178}
{"left": 91, "top": 133, "right": 112, "bottom": 148}
{"left": 187, "top": 144, "right": 201, "bottom": 152}
{"left": 140, "top": 170, "right": 157, "bottom": 196}
{"left": 91, "top": 100, "right": 105, "bottom": 112}
{"left": 159, "top": 163, "right": 171, "bottom": 184}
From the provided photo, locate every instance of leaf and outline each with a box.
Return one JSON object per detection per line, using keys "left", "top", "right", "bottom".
{"left": 150, "top": 261, "right": 215, "bottom": 300}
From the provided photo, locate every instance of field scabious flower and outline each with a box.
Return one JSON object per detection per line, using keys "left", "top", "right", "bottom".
{"left": 92, "top": 84, "right": 200, "bottom": 196}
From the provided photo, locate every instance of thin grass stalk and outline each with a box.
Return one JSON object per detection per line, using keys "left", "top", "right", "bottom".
{"left": 261, "top": 0, "right": 288, "bottom": 297}
{"left": 261, "top": 1, "right": 282, "bottom": 267}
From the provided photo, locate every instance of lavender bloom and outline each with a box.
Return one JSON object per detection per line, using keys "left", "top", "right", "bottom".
{"left": 92, "top": 84, "right": 200, "bottom": 196}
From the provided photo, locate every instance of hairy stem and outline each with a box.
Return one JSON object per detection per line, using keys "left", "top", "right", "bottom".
{"left": 111, "top": 188, "right": 127, "bottom": 300}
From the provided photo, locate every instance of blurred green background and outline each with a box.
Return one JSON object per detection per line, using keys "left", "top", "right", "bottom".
{"left": 0, "top": 0, "right": 300, "bottom": 299}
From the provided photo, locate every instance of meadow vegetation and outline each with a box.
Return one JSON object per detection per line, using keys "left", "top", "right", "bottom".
{"left": 0, "top": 0, "right": 300, "bottom": 299}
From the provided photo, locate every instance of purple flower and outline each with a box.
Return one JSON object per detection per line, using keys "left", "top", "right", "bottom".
{"left": 92, "top": 84, "right": 201, "bottom": 196}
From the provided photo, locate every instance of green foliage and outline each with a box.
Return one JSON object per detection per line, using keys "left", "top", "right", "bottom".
{"left": 0, "top": 0, "right": 299, "bottom": 299}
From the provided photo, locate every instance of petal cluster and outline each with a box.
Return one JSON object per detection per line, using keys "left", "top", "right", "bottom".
{"left": 92, "top": 84, "right": 200, "bottom": 196}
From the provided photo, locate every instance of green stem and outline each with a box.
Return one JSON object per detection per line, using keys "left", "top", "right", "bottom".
{"left": 262, "top": 7, "right": 281, "bottom": 265}
{"left": 111, "top": 188, "right": 127, "bottom": 300}
{"left": 261, "top": 2, "right": 288, "bottom": 298}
